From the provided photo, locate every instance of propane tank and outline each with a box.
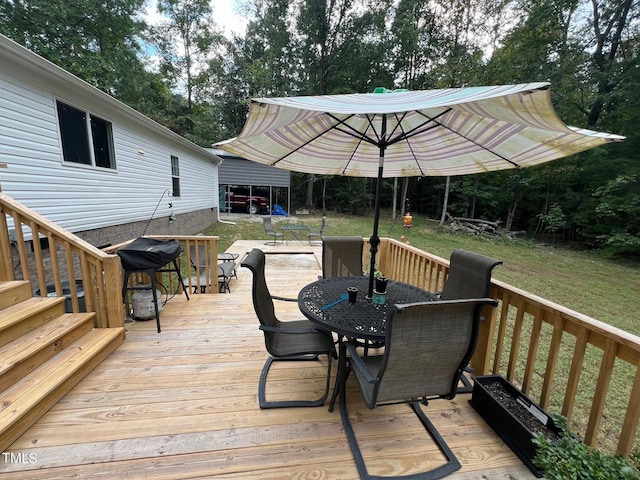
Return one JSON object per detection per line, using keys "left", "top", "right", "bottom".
{"left": 131, "top": 285, "right": 164, "bottom": 320}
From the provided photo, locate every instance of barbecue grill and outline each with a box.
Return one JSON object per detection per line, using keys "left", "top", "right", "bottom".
{"left": 118, "top": 237, "right": 189, "bottom": 332}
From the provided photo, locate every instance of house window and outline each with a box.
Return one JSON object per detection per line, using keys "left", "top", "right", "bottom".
{"left": 56, "top": 100, "right": 116, "bottom": 169}
{"left": 171, "top": 155, "right": 181, "bottom": 197}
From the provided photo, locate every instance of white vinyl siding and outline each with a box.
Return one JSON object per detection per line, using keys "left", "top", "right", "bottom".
{"left": 0, "top": 47, "right": 220, "bottom": 234}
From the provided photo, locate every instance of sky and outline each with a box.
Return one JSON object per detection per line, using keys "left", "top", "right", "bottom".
{"left": 142, "top": 0, "right": 249, "bottom": 39}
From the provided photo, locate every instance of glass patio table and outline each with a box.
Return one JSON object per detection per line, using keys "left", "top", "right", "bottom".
{"left": 281, "top": 224, "right": 309, "bottom": 244}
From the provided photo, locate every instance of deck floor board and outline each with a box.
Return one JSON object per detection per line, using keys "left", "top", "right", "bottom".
{"left": 0, "top": 241, "right": 537, "bottom": 479}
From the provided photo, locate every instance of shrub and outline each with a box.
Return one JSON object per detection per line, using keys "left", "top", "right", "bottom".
{"left": 533, "top": 416, "right": 640, "bottom": 480}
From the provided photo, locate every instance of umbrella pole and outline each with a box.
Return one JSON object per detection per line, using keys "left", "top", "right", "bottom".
{"left": 368, "top": 170, "right": 383, "bottom": 298}
{"left": 368, "top": 116, "right": 386, "bottom": 298}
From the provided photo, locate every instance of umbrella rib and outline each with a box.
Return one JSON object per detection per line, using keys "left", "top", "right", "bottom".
{"left": 270, "top": 114, "right": 353, "bottom": 166}
{"left": 415, "top": 110, "right": 522, "bottom": 168}
{"left": 391, "top": 112, "right": 426, "bottom": 176}
{"left": 327, "top": 113, "right": 381, "bottom": 147}
{"left": 386, "top": 109, "right": 449, "bottom": 146}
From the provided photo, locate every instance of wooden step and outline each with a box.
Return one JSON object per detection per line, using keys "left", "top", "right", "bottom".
{"left": 0, "top": 280, "right": 32, "bottom": 310}
{"left": 0, "top": 327, "right": 125, "bottom": 453}
{"left": 0, "top": 296, "right": 66, "bottom": 348}
{"left": 0, "top": 312, "right": 96, "bottom": 393}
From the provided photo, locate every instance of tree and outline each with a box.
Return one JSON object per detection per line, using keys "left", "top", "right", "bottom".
{"left": 0, "top": 0, "right": 148, "bottom": 94}
{"left": 538, "top": 203, "right": 568, "bottom": 245}
{"left": 152, "top": 0, "right": 221, "bottom": 110}
{"left": 391, "top": 0, "right": 444, "bottom": 88}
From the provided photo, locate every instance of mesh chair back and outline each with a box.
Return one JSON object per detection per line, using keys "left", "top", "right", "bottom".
{"left": 439, "top": 249, "right": 502, "bottom": 300}
{"left": 364, "top": 299, "right": 494, "bottom": 405}
{"left": 241, "top": 248, "right": 280, "bottom": 336}
{"left": 321, "top": 236, "right": 363, "bottom": 278}
{"left": 318, "top": 216, "right": 326, "bottom": 234}
{"left": 189, "top": 245, "right": 210, "bottom": 269}
{"left": 262, "top": 216, "right": 276, "bottom": 234}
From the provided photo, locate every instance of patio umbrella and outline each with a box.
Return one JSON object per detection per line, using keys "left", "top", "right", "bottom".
{"left": 217, "top": 82, "right": 623, "bottom": 297}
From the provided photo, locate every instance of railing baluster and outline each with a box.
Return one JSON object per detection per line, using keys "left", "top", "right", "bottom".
{"left": 493, "top": 291, "right": 511, "bottom": 373}
{"left": 507, "top": 299, "right": 526, "bottom": 384}
{"left": 563, "top": 328, "right": 589, "bottom": 422}
{"left": 540, "top": 313, "right": 564, "bottom": 409}
{"left": 584, "top": 340, "right": 618, "bottom": 446}
{"left": 376, "top": 237, "right": 640, "bottom": 455}
{"left": 619, "top": 365, "right": 640, "bottom": 456}
{"left": 522, "top": 306, "right": 543, "bottom": 394}
{"left": 13, "top": 215, "right": 30, "bottom": 281}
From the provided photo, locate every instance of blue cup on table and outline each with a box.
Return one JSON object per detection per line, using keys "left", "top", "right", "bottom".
{"left": 372, "top": 291, "right": 386, "bottom": 305}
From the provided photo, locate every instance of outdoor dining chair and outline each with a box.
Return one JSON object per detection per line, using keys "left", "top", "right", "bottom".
{"left": 439, "top": 249, "right": 503, "bottom": 300}
{"left": 242, "top": 248, "right": 336, "bottom": 409}
{"left": 189, "top": 245, "right": 235, "bottom": 293}
{"left": 438, "top": 249, "right": 502, "bottom": 393}
{"left": 340, "top": 298, "right": 497, "bottom": 480}
{"left": 307, "top": 216, "right": 326, "bottom": 245}
{"left": 262, "top": 215, "right": 284, "bottom": 245}
{"left": 321, "top": 236, "right": 363, "bottom": 278}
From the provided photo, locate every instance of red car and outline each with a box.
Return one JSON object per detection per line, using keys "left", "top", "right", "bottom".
{"left": 226, "top": 190, "right": 270, "bottom": 214}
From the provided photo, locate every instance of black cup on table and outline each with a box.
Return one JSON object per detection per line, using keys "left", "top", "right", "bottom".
{"left": 347, "top": 286, "right": 358, "bottom": 304}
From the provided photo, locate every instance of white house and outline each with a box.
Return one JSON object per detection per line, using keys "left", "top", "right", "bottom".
{"left": 0, "top": 34, "right": 221, "bottom": 248}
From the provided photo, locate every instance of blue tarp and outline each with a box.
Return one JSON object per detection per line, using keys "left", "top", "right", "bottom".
{"left": 272, "top": 205, "right": 288, "bottom": 216}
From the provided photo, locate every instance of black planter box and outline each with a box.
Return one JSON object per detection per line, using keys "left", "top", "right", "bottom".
{"left": 469, "top": 375, "right": 562, "bottom": 477}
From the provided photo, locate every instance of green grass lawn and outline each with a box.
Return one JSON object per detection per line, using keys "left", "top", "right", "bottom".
{"left": 203, "top": 211, "right": 640, "bottom": 336}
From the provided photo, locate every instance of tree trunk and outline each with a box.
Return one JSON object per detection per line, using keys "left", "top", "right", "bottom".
{"left": 392, "top": 177, "right": 398, "bottom": 220}
{"left": 401, "top": 178, "right": 410, "bottom": 215}
{"left": 306, "top": 174, "right": 315, "bottom": 208}
{"left": 505, "top": 198, "right": 518, "bottom": 232}
{"left": 322, "top": 177, "right": 327, "bottom": 213}
{"left": 470, "top": 175, "right": 478, "bottom": 218}
{"left": 440, "top": 176, "right": 450, "bottom": 226}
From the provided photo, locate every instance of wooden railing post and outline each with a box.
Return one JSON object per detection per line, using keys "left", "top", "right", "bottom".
{"left": 102, "top": 255, "right": 124, "bottom": 328}
{"left": 470, "top": 294, "right": 500, "bottom": 376}
{"left": 0, "top": 206, "right": 15, "bottom": 281}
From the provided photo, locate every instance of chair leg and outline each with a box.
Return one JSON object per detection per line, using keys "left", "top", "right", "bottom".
{"left": 218, "top": 277, "right": 231, "bottom": 293}
{"left": 264, "top": 233, "right": 283, "bottom": 246}
{"left": 258, "top": 354, "right": 332, "bottom": 409}
{"left": 455, "top": 366, "right": 474, "bottom": 394}
{"left": 340, "top": 394, "right": 461, "bottom": 479}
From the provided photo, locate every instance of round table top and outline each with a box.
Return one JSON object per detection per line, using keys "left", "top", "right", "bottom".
{"left": 298, "top": 276, "right": 437, "bottom": 341}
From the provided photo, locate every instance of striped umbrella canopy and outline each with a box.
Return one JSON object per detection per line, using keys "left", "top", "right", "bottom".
{"left": 218, "top": 82, "right": 623, "bottom": 296}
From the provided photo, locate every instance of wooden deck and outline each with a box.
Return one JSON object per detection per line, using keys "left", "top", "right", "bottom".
{"left": 0, "top": 241, "right": 538, "bottom": 479}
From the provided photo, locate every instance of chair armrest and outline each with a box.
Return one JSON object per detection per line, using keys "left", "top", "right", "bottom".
{"left": 345, "top": 341, "right": 378, "bottom": 384}
{"left": 271, "top": 295, "right": 298, "bottom": 302}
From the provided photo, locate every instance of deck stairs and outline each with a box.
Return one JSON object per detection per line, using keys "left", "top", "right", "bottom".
{"left": 0, "top": 280, "right": 124, "bottom": 452}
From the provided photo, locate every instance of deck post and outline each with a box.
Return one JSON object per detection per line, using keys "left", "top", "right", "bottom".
{"left": 103, "top": 255, "right": 125, "bottom": 328}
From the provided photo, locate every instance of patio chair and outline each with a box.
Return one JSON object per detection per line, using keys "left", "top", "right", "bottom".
{"left": 321, "top": 236, "right": 363, "bottom": 278}
{"left": 262, "top": 215, "right": 284, "bottom": 245}
{"left": 307, "top": 216, "right": 327, "bottom": 245}
{"left": 241, "top": 248, "right": 336, "bottom": 409}
{"left": 439, "top": 249, "right": 502, "bottom": 393}
{"left": 340, "top": 298, "right": 497, "bottom": 480}
{"left": 439, "top": 249, "right": 503, "bottom": 300}
{"left": 189, "top": 245, "right": 235, "bottom": 293}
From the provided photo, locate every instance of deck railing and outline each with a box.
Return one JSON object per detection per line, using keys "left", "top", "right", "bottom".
{"left": 2, "top": 194, "right": 636, "bottom": 455}
{"left": 0, "top": 193, "right": 220, "bottom": 327}
{"left": 0, "top": 192, "right": 123, "bottom": 328}
{"left": 104, "top": 235, "right": 220, "bottom": 307}
{"left": 375, "top": 237, "right": 640, "bottom": 456}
